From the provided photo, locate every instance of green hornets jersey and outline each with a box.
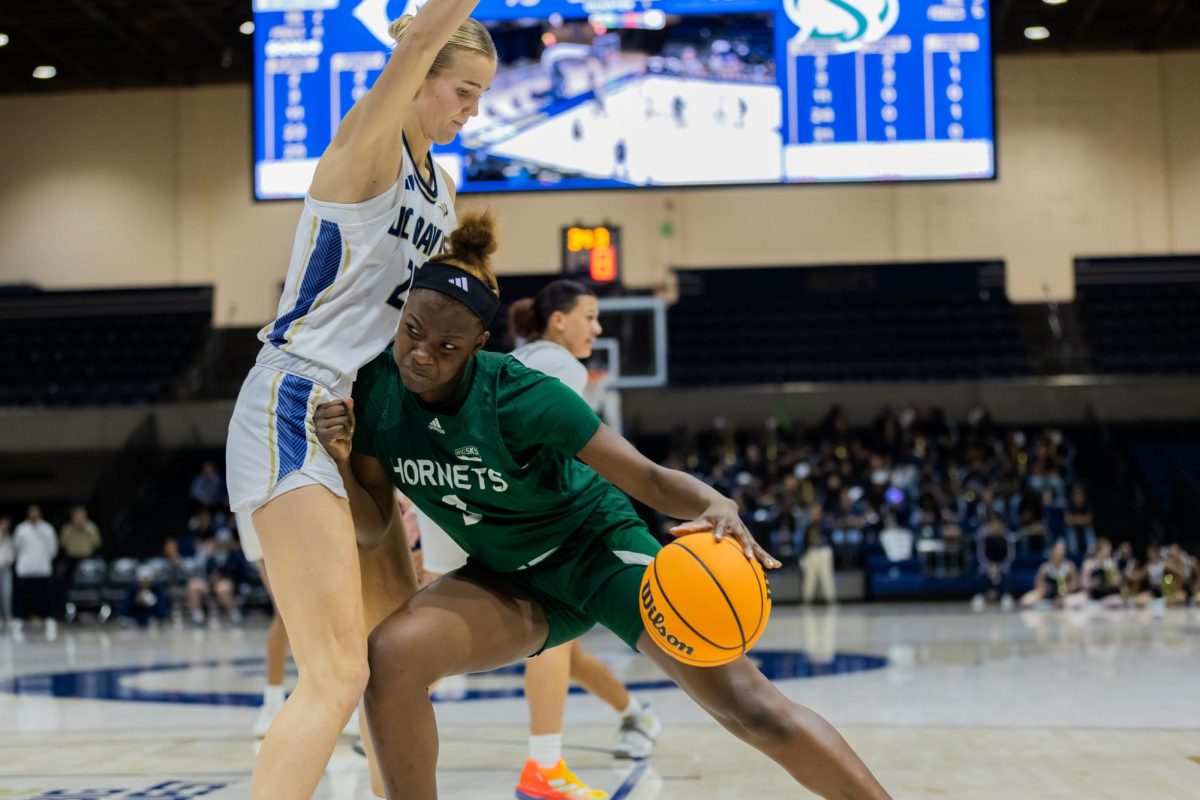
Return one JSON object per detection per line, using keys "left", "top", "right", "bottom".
{"left": 351, "top": 349, "right": 611, "bottom": 573}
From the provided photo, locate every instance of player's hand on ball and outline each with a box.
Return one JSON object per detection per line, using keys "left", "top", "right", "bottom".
{"left": 670, "top": 500, "right": 782, "bottom": 570}
{"left": 314, "top": 399, "right": 355, "bottom": 464}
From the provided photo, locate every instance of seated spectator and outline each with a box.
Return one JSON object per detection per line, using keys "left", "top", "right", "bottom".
{"left": 161, "top": 536, "right": 192, "bottom": 579}
{"left": 154, "top": 531, "right": 217, "bottom": 627}
{"left": 178, "top": 509, "right": 219, "bottom": 560}
{"left": 939, "top": 508, "right": 965, "bottom": 576}
{"left": 962, "top": 485, "right": 1005, "bottom": 533}
{"left": 1132, "top": 546, "right": 1174, "bottom": 615}
{"left": 200, "top": 530, "right": 246, "bottom": 626}
{"left": 829, "top": 485, "right": 866, "bottom": 569}
{"left": 878, "top": 512, "right": 914, "bottom": 562}
{"left": 120, "top": 565, "right": 170, "bottom": 628}
{"left": 1042, "top": 489, "right": 1068, "bottom": 550}
{"left": 1017, "top": 488, "right": 1048, "bottom": 557}
{"left": 1114, "top": 540, "right": 1139, "bottom": 591}
{"left": 1065, "top": 539, "right": 1123, "bottom": 610}
{"left": 189, "top": 460, "right": 226, "bottom": 511}
{"left": 769, "top": 499, "right": 803, "bottom": 563}
{"left": 972, "top": 516, "right": 1015, "bottom": 611}
{"left": 1064, "top": 485, "right": 1096, "bottom": 556}
{"left": 1020, "top": 541, "right": 1077, "bottom": 609}
{"left": 1163, "top": 544, "right": 1195, "bottom": 607}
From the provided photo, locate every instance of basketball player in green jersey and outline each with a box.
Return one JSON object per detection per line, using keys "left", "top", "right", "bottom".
{"left": 314, "top": 213, "right": 892, "bottom": 800}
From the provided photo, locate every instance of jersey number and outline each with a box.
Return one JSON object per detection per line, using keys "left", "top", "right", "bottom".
{"left": 386, "top": 284, "right": 407, "bottom": 312}
{"left": 386, "top": 260, "right": 418, "bottom": 312}
{"left": 441, "top": 494, "right": 483, "bottom": 527}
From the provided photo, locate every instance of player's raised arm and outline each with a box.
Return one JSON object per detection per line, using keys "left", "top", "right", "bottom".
{"left": 310, "top": 0, "right": 488, "bottom": 203}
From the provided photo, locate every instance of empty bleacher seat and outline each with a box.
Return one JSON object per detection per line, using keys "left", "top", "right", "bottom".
{"left": 0, "top": 286, "right": 213, "bottom": 407}
{"left": 668, "top": 262, "right": 1026, "bottom": 386}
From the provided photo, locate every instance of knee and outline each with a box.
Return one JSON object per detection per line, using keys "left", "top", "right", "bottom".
{"left": 328, "top": 652, "right": 371, "bottom": 713}
{"left": 725, "top": 695, "right": 797, "bottom": 748}
{"left": 366, "top": 618, "right": 437, "bottom": 690}
{"left": 303, "top": 630, "right": 370, "bottom": 709}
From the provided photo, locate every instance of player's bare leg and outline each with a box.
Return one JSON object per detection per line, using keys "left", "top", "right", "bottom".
{"left": 639, "top": 632, "right": 890, "bottom": 800}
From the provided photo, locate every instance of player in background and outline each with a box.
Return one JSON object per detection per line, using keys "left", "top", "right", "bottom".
{"left": 224, "top": 3, "right": 496, "bottom": 795}
{"left": 613, "top": 139, "right": 629, "bottom": 181}
{"left": 315, "top": 212, "right": 891, "bottom": 800}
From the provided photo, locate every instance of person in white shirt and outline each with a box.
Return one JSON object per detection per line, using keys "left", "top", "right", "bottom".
{"left": 0, "top": 516, "right": 14, "bottom": 631}
{"left": 13, "top": 505, "right": 58, "bottom": 633}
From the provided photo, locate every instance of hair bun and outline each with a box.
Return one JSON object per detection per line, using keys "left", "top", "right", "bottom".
{"left": 448, "top": 211, "right": 498, "bottom": 268}
{"left": 389, "top": 15, "right": 415, "bottom": 43}
{"left": 508, "top": 297, "right": 539, "bottom": 340}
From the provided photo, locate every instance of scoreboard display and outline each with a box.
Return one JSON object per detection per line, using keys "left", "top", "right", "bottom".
{"left": 254, "top": 1, "right": 994, "bottom": 198}
{"left": 563, "top": 225, "right": 620, "bottom": 283}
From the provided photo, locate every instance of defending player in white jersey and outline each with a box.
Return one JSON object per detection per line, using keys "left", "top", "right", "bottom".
{"left": 224, "top": 4, "right": 496, "bottom": 797}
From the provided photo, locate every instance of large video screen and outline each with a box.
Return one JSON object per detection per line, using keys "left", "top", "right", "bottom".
{"left": 254, "top": 1, "right": 994, "bottom": 198}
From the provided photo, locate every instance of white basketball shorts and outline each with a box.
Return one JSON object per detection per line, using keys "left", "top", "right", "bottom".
{"left": 226, "top": 348, "right": 353, "bottom": 563}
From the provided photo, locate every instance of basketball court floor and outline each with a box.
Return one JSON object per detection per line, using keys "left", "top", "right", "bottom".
{"left": 2, "top": 603, "right": 1198, "bottom": 799}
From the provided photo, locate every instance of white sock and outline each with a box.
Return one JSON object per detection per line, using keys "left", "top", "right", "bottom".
{"left": 617, "top": 696, "right": 644, "bottom": 719}
{"left": 263, "top": 684, "right": 285, "bottom": 708}
{"left": 529, "top": 733, "right": 562, "bottom": 768}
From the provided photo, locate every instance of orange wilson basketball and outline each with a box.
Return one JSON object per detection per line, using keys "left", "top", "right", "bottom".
{"left": 639, "top": 532, "right": 772, "bottom": 667}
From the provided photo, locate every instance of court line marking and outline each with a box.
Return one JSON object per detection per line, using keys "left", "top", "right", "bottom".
{"left": 0, "top": 650, "right": 887, "bottom": 706}
{"left": 611, "top": 759, "right": 649, "bottom": 800}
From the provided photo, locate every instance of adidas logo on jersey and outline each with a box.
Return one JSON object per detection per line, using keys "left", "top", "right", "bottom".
{"left": 428, "top": 418, "right": 446, "bottom": 434}
{"left": 448, "top": 276, "right": 469, "bottom": 292}
{"left": 454, "top": 446, "right": 481, "bottom": 462}
{"left": 405, "top": 175, "right": 416, "bottom": 191}
{"left": 437, "top": 202, "right": 449, "bottom": 217}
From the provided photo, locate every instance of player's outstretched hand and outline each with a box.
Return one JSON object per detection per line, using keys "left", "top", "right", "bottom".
{"left": 314, "top": 399, "right": 355, "bottom": 465}
{"left": 670, "top": 501, "right": 782, "bottom": 570}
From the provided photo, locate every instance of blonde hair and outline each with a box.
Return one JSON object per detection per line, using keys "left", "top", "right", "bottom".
{"left": 432, "top": 210, "right": 500, "bottom": 297}
{"left": 389, "top": 14, "right": 497, "bottom": 76}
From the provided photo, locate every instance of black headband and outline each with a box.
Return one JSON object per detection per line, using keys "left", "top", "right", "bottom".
{"left": 410, "top": 261, "right": 500, "bottom": 327}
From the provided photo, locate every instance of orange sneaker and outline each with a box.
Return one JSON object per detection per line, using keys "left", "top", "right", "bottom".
{"left": 514, "top": 758, "right": 609, "bottom": 800}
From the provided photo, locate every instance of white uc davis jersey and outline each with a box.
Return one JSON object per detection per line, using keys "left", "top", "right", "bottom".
{"left": 258, "top": 136, "right": 457, "bottom": 377}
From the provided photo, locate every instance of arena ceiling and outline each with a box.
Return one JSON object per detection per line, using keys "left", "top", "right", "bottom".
{"left": 0, "top": 0, "right": 1197, "bottom": 95}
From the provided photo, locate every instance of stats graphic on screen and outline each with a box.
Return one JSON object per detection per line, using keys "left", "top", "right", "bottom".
{"left": 253, "top": 0, "right": 993, "bottom": 199}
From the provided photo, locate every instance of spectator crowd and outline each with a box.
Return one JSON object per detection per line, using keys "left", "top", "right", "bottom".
{"left": 1, "top": 459, "right": 262, "bottom": 637}
{"left": 3, "top": 407, "right": 1196, "bottom": 637}
{"left": 642, "top": 404, "right": 1198, "bottom": 609}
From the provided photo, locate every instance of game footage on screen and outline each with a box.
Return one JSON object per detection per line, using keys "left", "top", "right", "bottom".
{"left": 450, "top": 14, "right": 778, "bottom": 189}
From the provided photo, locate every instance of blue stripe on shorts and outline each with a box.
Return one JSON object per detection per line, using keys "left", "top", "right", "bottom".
{"left": 275, "top": 374, "right": 313, "bottom": 486}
